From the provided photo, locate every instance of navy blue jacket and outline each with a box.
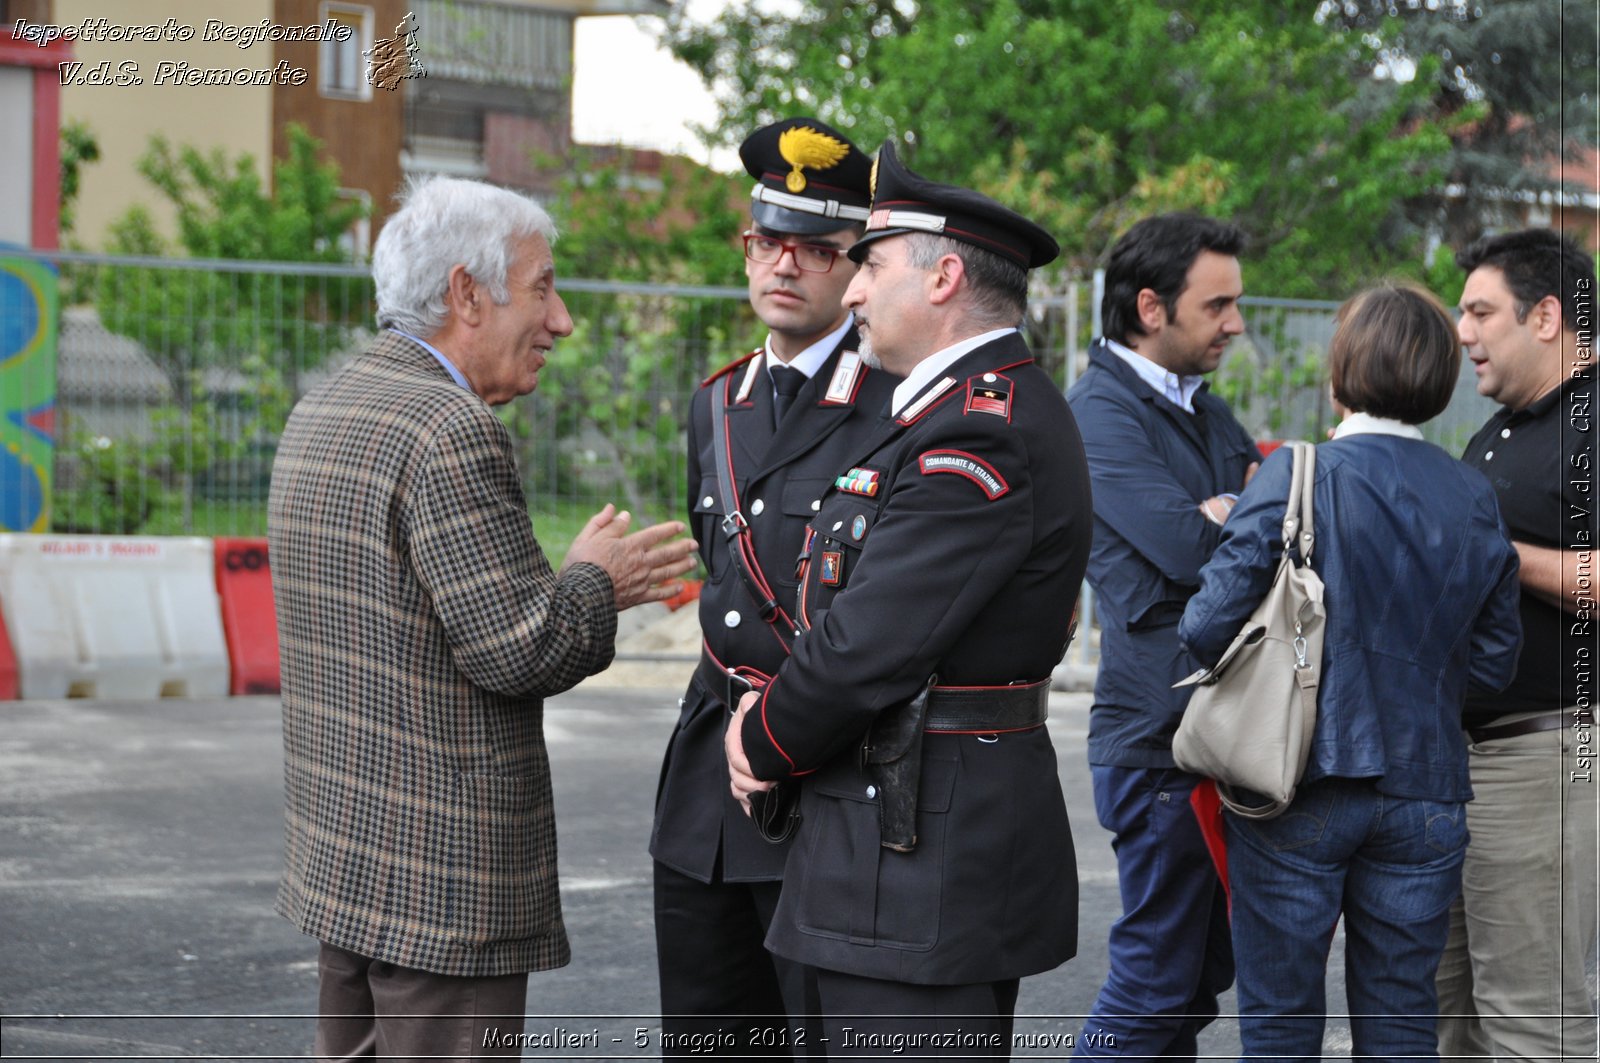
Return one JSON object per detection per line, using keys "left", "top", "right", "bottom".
{"left": 1066, "top": 340, "right": 1259, "bottom": 767}
{"left": 1179, "top": 435, "right": 1522, "bottom": 802}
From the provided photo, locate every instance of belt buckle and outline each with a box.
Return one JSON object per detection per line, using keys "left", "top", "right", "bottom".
{"left": 725, "top": 671, "right": 754, "bottom": 712}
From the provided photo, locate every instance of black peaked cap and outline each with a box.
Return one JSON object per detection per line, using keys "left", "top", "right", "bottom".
{"left": 848, "top": 141, "right": 1059, "bottom": 269}
{"left": 740, "top": 117, "right": 873, "bottom": 236}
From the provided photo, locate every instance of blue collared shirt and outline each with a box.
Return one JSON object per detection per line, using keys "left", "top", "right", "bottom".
{"left": 391, "top": 329, "right": 472, "bottom": 392}
{"left": 1103, "top": 336, "right": 1203, "bottom": 413}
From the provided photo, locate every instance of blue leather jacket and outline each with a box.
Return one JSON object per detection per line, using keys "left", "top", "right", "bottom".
{"left": 1179, "top": 435, "right": 1522, "bottom": 802}
{"left": 1067, "top": 341, "right": 1260, "bottom": 767}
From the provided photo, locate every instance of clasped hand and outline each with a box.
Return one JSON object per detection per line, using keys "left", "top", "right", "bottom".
{"left": 725, "top": 690, "right": 774, "bottom": 816}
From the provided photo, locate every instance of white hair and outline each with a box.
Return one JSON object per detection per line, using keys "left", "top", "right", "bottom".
{"left": 373, "top": 176, "right": 558, "bottom": 336}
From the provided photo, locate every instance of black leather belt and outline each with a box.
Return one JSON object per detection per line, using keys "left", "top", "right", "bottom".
{"left": 1468, "top": 710, "right": 1593, "bottom": 745}
{"left": 924, "top": 679, "right": 1051, "bottom": 732}
{"left": 699, "top": 651, "right": 1051, "bottom": 733}
{"left": 697, "top": 650, "right": 759, "bottom": 712}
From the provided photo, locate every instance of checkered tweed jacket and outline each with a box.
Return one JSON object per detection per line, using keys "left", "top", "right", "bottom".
{"left": 268, "top": 331, "right": 618, "bottom": 977}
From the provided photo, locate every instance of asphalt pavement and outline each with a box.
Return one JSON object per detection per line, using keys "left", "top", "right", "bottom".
{"left": 1, "top": 682, "right": 1359, "bottom": 1060}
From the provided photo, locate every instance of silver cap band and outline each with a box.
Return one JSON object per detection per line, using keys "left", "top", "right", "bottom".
{"left": 750, "top": 183, "right": 871, "bottom": 222}
{"left": 865, "top": 207, "right": 947, "bottom": 234}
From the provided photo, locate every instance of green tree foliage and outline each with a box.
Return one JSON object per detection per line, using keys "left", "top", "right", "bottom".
{"left": 665, "top": 0, "right": 1452, "bottom": 296}
{"left": 96, "top": 123, "right": 371, "bottom": 405}
{"left": 58, "top": 120, "right": 100, "bottom": 241}
{"left": 61, "top": 124, "right": 366, "bottom": 533}
{"left": 506, "top": 147, "right": 755, "bottom": 517}
{"left": 1323, "top": 0, "right": 1598, "bottom": 250}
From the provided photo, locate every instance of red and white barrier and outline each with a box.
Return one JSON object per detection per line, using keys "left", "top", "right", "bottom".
{"left": 213, "top": 537, "right": 281, "bottom": 695}
{"left": 0, "top": 534, "right": 230, "bottom": 699}
{"left": 0, "top": 604, "right": 17, "bottom": 700}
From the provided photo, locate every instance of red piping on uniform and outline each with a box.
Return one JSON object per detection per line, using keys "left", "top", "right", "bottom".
{"left": 939, "top": 225, "right": 1029, "bottom": 267}
{"left": 758, "top": 684, "right": 798, "bottom": 772}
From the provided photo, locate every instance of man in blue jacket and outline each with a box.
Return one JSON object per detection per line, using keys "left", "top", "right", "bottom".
{"left": 1066, "top": 213, "right": 1259, "bottom": 1060}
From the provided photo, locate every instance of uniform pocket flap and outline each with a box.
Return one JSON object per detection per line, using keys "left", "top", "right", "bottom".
{"left": 813, "top": 756, "right": 956, "bottom": 813}
{"left": 782, "top": 477, "right": 830, "bottom": 517}
{"left": 692, "top": 479, "right": 721, "bottom": 514}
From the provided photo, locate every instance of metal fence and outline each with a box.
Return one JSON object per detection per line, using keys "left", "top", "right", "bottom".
{"left": 9, "top": 250, "right": 1496, "bottom": 546}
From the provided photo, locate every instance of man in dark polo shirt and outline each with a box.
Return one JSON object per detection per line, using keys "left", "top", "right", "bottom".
{"left": 1436, "top": 228, "right": 1597, "bottom": 1061}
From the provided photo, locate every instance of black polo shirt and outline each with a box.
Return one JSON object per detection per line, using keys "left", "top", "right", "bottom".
{"left": 1461, "top": 365, "right": 1598, "bottom": 723}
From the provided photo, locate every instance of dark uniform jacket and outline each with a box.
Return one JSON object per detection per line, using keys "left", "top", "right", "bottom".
{"left": 1066, "top": 340, "right": 1258, "bottom": 768}
{"left": 740, "top": 331, "right": 1093, "bottom": 984}
{"left": 651, "top": 328, "right": 898, "bottom": 882}
{"left": 269, "top": 332, "right": 619, "bottom": 978}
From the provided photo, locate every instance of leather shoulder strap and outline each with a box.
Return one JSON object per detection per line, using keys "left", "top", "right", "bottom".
{"left": 711, "top": 375, "right": 795, "bottom": 650}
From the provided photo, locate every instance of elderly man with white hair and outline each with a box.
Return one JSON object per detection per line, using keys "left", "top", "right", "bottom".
{"left": 269, "top": 176, "right": 696, "bottom": 1059}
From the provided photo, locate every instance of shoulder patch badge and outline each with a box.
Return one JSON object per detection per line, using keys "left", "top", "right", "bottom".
{"left": 918, "top": 449, "right": 1010, "bottom": 500}
{"left": 965, "top": 372, "right": 1013, "bottom": 420}
{"left": 835, "top": 466, "right": 882, "bottom": 497}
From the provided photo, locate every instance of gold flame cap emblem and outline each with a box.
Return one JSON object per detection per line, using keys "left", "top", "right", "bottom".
{"left": 778, "top": 126, "right": 849, "bottom": 194}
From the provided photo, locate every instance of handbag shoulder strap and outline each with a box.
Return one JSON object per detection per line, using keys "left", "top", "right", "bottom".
{"left": 1282, "top": 442, "right": 1316, "bottom": 564}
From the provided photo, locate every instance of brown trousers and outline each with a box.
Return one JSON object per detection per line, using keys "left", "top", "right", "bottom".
{"left": 315, "top": 942, "right": 529, "bottom": 1061}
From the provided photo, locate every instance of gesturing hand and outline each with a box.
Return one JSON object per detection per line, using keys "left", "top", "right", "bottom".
{"left": 562, "top": 504, "right": 698, "bottom": 611}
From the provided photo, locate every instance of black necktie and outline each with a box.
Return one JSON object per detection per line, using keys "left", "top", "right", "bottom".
{"left": 770, "top": 364, "right": 806, "bottom": 427}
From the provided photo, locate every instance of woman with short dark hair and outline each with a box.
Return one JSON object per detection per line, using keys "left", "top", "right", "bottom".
{"left": 1179, "top": 282, "right": 1524, "bottom": 1060}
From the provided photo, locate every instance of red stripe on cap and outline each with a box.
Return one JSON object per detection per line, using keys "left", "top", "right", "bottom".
{"left": 941, "top": 224, "right": 1031, "bottom": 267}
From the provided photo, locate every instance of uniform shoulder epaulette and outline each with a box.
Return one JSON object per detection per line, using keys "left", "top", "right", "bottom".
{"left": 701, "top": 350, "right": 761, "bottom": 389}
{"left": 963, "top": 371, "right": 1015, "bottom": 422}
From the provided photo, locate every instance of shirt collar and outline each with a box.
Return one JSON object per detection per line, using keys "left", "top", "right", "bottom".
{"left": 390, "top": 328, "right": 472, "bottom": 392}
{"left": 764, "top": 313, "right": 854, "bottom": 381}
{"left": 892, "top": 327, "right": 1017, "bottom": 415}
{"left": 1332, "top": 411, "right": 1424, "bottom": 440}
{"left": 1513, "top": 362, "right": 1597, "bottom": 422}
{"left": 1103, "top": 336, "right": 1204, "bottom": 412}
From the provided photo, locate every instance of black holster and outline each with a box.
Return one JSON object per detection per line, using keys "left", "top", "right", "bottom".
{"left": 861, "top": 677, "right": 935, "bottom": 853}
{"left": 749, "top": 784, "right": 800, "bottom": 844}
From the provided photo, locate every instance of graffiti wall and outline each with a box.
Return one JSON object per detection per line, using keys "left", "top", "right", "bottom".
{"left": 0, "top": 254, "right": 57, "bottom": 532}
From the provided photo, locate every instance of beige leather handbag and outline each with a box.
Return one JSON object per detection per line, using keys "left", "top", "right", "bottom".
{"left": 1173, "top": 442, "right": 1325, "bottom": 820}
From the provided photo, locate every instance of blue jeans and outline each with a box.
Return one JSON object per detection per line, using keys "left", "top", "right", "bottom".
{"left": 1226, "top": 776, "right": 1468, "bottom": 1062}
{"left": 1077, "top": 765, "right": 1233, "bottom": 1061}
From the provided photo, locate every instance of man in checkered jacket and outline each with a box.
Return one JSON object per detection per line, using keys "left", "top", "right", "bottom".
{"left": 268, "top": 176, "right": 696, "bottom": 1059}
